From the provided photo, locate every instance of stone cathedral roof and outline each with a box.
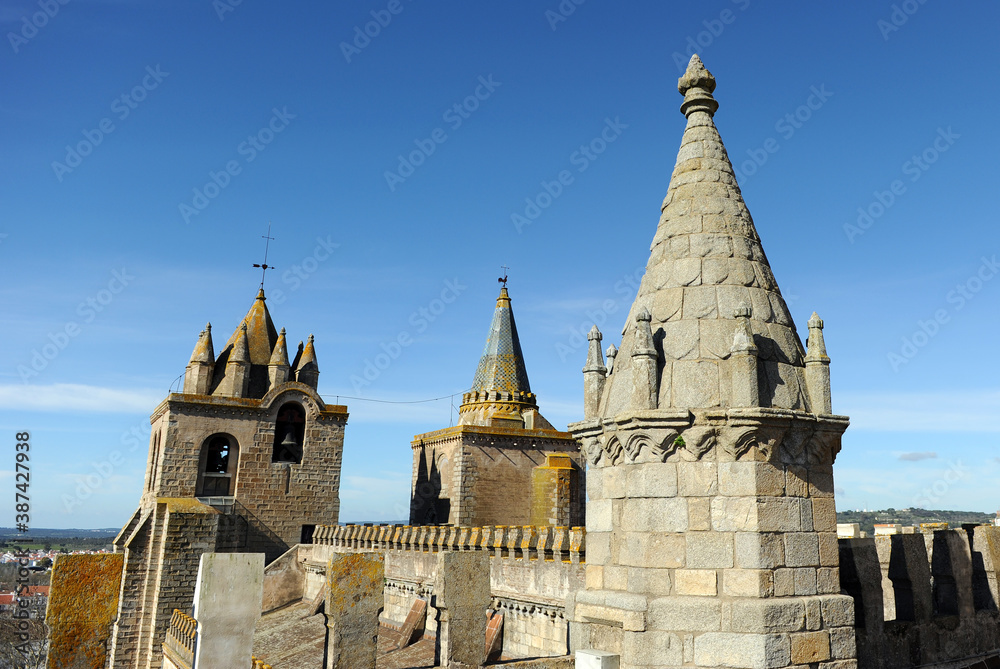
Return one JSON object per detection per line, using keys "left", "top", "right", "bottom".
{"left": 459, "top": 286, "right": 554, "bottom": 429}
{"left": 599, "top": 55, "right": 811, "bottom": 417}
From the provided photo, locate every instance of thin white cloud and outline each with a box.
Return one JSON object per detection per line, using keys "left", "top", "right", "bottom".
{"left": 838, "top": 390, "right": 1000, "bottom": 433}
{"left": 897, "top": 451, "right": 937, "bottom": 462}
{"left": 0, "top": 384, "right": 162, "bottom": 413}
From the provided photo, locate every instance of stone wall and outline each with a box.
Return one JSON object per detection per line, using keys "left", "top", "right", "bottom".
{"left": 410, "top": 425, "right": 583, "bottom": 527}
{"left": 839, "top": 526, "right": 1000, "bottom": 669}
{"left": 570, "top": 411, "right": 854, "bottom": 669}
{"left": 307, "top": 524, "right": 586, "bottom": 660}
{"left": 107, "top": 499, "right": 221, "bottom": 669}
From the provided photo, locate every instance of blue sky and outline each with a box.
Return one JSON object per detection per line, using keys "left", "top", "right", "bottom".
{"left": 2, "top": 1, "right": 999, "bottom": 528}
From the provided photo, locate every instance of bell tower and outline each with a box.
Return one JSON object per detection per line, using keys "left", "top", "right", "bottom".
{"left": 108, "top": 288, "right": 348, "bottom": 669}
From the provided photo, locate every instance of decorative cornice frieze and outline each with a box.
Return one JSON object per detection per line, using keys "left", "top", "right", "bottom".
{"left": 571, "top": 409, "right": 848, "bottom": 467}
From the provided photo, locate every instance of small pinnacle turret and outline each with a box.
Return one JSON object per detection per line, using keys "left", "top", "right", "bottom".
{"left": 268, "top": 327, "right": 290, "bottom": 388}
{"left": 730, "top": 305, "right": 760, "bottom": 407}
{"left": 805, "top": 311, "right": 833, "bottom": 414}
{"left": 583, "top": 325, "right": 606, "bottom": 419}
{"left": 183, "top": 323, "right": 215, "bottom": 394}
{"left": 630, "top": 308, "right": 658, "bottom": 410}
{"left": 295, "top": 334, "right": 319, "bottom": 389}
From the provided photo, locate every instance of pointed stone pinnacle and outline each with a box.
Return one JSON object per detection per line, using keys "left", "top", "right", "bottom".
{"left": 678, "top": 55, "right": 716, "bottom": 94}
{"left": 588, "top": 325, "right": 602, "bottom": 341}
{"left": 678, "top": 54, "right": 719, "bottom": 118}
{"left": 279, "top": 327, "right": 286, "bottom": 336}
{"left": 206, "top": 322, "right": 212, "bottom": 332}
{"left": 806, "top": 312, "right": 830, "bottom": 363}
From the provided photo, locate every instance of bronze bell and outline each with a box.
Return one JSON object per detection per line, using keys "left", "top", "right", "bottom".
{"left": 276, "top": 427, "right": 302, "bottom": 462}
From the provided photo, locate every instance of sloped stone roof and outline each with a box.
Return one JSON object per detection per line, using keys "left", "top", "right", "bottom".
{"left": 211, "top": 289, "right": 280, "bottom": 398}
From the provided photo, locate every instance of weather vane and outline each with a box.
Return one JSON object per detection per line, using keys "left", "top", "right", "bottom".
{"left": 253, "top": 222, "right": 275, "bottom": 290}
{"left": 498, "top": 265, "right": 509, "bottom": 287}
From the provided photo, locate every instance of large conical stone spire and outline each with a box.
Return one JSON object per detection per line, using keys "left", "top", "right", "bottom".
{"left": 569, "top": 56, "right": 853, "bottom": 669}
{"left": 599, "top": 54, "right": 808, "bottom": 418}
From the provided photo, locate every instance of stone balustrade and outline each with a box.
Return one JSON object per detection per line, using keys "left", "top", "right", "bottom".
{"left": 163, "top": 609, "right": 197, "bottom": 668}
{"left": 312, "top": 523, "right": 586, "bottom": 563}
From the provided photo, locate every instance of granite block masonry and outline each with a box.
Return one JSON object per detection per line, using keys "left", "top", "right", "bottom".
{"left": 569, "top": 54, "right": 853, "bottom": 669}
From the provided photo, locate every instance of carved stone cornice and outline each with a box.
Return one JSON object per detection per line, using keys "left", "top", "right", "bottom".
{"left": 570, "top": 409, "right": 848, "bottom": 468}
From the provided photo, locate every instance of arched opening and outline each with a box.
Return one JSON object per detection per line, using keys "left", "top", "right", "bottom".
{"left": 197, "top": 434, "right": 239, "bottom": 496}
{"left": 272, "top": 402, "right": 305, "bottom": 464}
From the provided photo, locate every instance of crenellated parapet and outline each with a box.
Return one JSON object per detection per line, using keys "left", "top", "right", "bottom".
{"left": 313, "top": 523, "right": 586, "bottom": 563}
{"left": 163, "top": 609, "right": 197, "bottom": 669}
{"left": 839, "top": 526, "right": 1000, "bottom": 668}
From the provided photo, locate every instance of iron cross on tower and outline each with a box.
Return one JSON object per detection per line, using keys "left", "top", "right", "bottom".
{"left": 253, "top": 222, "right": 275, "bottom": 290}
{"left": 498, "top": 265, "right": 509, "bottom": 287}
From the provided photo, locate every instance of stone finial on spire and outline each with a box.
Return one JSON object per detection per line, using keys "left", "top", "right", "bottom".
{"left": 583, "top": 325, "right": 607, "bottom": 419}
{"left": 678, "top": 54, "right": 719, "bottom": 118}
{"left": 729, "top": 305, "right": 760, "bottom": 408}
{"left": 630, "top": 309, "right": 659, "bottom": 410}
{"left": 805, "top": 312, "right": 833, "bottom": 414}
{"left": 605, "top": 344, "right": 618, "bottom": 376}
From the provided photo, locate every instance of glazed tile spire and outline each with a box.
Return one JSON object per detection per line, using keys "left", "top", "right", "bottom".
{"left": 470, "top": 286, "right": 531, "bottom": 395}
{"left": 599, "top": 54, "right": 809, "bottom": 416}
{"left": 459, "top": 285, "right": 553, "bottom": 429}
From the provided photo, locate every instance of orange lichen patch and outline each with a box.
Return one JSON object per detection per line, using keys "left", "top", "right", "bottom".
{"left": 160, "top": 497, "right": 218, "bottom": 514}
{"left": 327, "top": 552, "right": 385, "bottom": 611}
{"left": 45, "top": 553, "right": 124, "bottom": 669}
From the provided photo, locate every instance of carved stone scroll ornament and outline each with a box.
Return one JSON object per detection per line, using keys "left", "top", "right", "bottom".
{"left": 681, "top": 426, "right": 716, "bottom": 460}
{"left": 805, "top": 430, "right": 843, "bottom": 465}
{"left": 721, "top": 426, "right": 785, "bottom": 461}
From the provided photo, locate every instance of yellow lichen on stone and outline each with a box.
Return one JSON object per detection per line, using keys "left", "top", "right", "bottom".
{"left": 45, "top": 553, "right": 124, "bottom": 669}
